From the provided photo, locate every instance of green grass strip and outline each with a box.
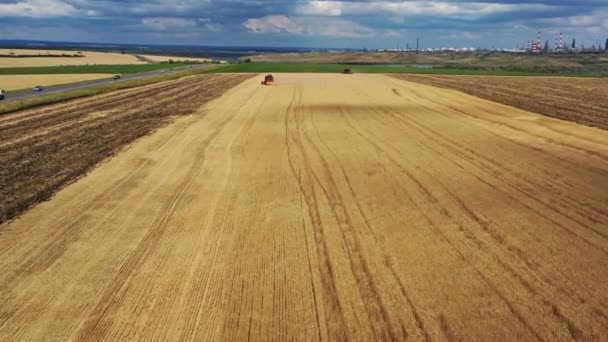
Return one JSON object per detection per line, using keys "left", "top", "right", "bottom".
{"left": 214, "top": 62, "right": 605, "bottom": 77}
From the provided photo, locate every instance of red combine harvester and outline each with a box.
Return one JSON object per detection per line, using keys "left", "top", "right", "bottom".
{"left": 261, "top": 74, "right": 274, "bottom": 85}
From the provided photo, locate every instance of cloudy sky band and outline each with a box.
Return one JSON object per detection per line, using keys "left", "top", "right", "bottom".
{"left": 0, "top": 0, "right": 606, "bottom": 48}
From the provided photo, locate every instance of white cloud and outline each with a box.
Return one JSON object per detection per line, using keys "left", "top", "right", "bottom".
{"left": 0, "top": 0, "right": 76, "bottom": 18}
{"left": 538, "top": 9, "right": 608, "bottom": 35}
{"left": 243, "top": 15, "right": 375, "bottom": 38}
{"left": 296, "top": 1, "right": 554, "bottom": 19}
{"left": 442, "top": 31, "right": 477, "bottom": 41}
{"left": 203, "top": 22, "right": 223, "bottom": 32}
{"left": 141, "top": 17, "right": 197, "bottom": 30}
{"left": 244, "top": 15, "right": 305, "bottom": 34}
{"left": 542, "top": 14, "right": 600, "bottom": 27}
{"left": 299, "top": 1, "right": 343, "bottom": 16}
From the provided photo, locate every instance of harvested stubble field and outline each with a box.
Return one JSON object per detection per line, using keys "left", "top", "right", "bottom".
{"left": 0, "top": 73, "right": 252, "bottom": 223}
{"left": 393, "top": 74, "right": 608, "bottom": 131}
{"left": 0, "top": 49, "right": 144, "bottom": 67}
{"left": 1, "top": 74, "right": 608, "bottom": 341}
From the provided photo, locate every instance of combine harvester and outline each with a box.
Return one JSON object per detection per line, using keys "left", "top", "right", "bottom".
{"left": 261, "top": 74, "right": 274, "bottom": 86}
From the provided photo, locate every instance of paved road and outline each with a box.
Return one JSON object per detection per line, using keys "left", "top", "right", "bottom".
{"left": 0, "top": 64, "right": 213, "bottom": 102}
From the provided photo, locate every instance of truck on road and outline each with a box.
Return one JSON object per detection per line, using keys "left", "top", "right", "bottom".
{"left": 0, "top": 89, "right": 5, "bottom": 101}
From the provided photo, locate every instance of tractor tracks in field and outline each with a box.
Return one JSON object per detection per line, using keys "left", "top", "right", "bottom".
{"left": 74, "top": 111, "right": 234, "bottom": 341}
{"left": 402, "top": 85, "right": 608, "bottom": 244}
{"left": 334, "top": 97, "right": 548, "bottom": 340}
{"left": 2, "top": 73, "right": 607, "bottom": 340}
{"left": 282, "top": 77, "right": 605, "bottom": 340}
{"left": 285, "top": 86, "right": 432, "bottom": 340}
{"left": 347, "top": 79, "right": 608, "bottom": 339}
{"left": 285, "top": 88, "right": 349, "bottom": 339}
{"left": 0, "top": 74, "right": 255, "bottom": 340}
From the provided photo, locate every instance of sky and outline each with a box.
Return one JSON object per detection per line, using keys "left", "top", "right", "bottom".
{"left": 0, "top": 0, "right": 607, "bottom": 49}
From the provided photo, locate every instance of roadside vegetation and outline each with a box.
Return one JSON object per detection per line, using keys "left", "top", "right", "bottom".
{"left": 0, "top": 66, "right": 219, "bottom": 115}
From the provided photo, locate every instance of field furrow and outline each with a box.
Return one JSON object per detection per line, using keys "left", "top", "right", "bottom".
{"left": 0, "top": 73, "right": 253, "bottom": 223}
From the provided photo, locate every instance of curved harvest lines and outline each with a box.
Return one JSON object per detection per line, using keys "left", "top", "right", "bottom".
{"left": 1, "top": 74, "right": 607, "bottom": 341}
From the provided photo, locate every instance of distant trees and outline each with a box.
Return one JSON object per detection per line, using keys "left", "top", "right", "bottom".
{"left": 605, "top": 38, "right": 608, "bottom": 52}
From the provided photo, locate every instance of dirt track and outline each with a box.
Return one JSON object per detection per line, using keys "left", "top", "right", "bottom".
{"left": 1, "top": 74, "right": 608, "bottom": 341}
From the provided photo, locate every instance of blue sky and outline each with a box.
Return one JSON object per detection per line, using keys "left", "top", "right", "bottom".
{"left": 0, "top": 0, "right": 607, "bottom": 49}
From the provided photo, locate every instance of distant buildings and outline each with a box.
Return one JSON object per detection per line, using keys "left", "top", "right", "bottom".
{"left": 371, "top": 32, "right": 608, "bottom": 54}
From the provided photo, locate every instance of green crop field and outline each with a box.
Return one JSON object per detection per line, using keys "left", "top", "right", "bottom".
{"left": 215, "top": 62, "right": 602, "bottom": 77}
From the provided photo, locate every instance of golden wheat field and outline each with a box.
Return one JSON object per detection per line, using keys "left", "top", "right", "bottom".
{"left": 1, "top": 74, "right": 607, "bottom": 341}
{"left": 0, "top": 74, "right": 114, "bottom": 90}
{"left": 0, "top": 49, "right": 144, "bottom": 67}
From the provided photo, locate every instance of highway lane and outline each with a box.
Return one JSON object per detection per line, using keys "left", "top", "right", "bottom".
{"left": 0, "top": 64, "right": 215, "bottom": 102}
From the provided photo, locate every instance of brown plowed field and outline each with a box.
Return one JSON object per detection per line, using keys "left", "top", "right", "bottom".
{"left": 0, "top": 73, "right": 253, "bottom": 223}
{"left": 393, "top": 74, "right": 608, "bottom": 130}
{"left": 1, "top": 74, "right": 608, "bottom": 340}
